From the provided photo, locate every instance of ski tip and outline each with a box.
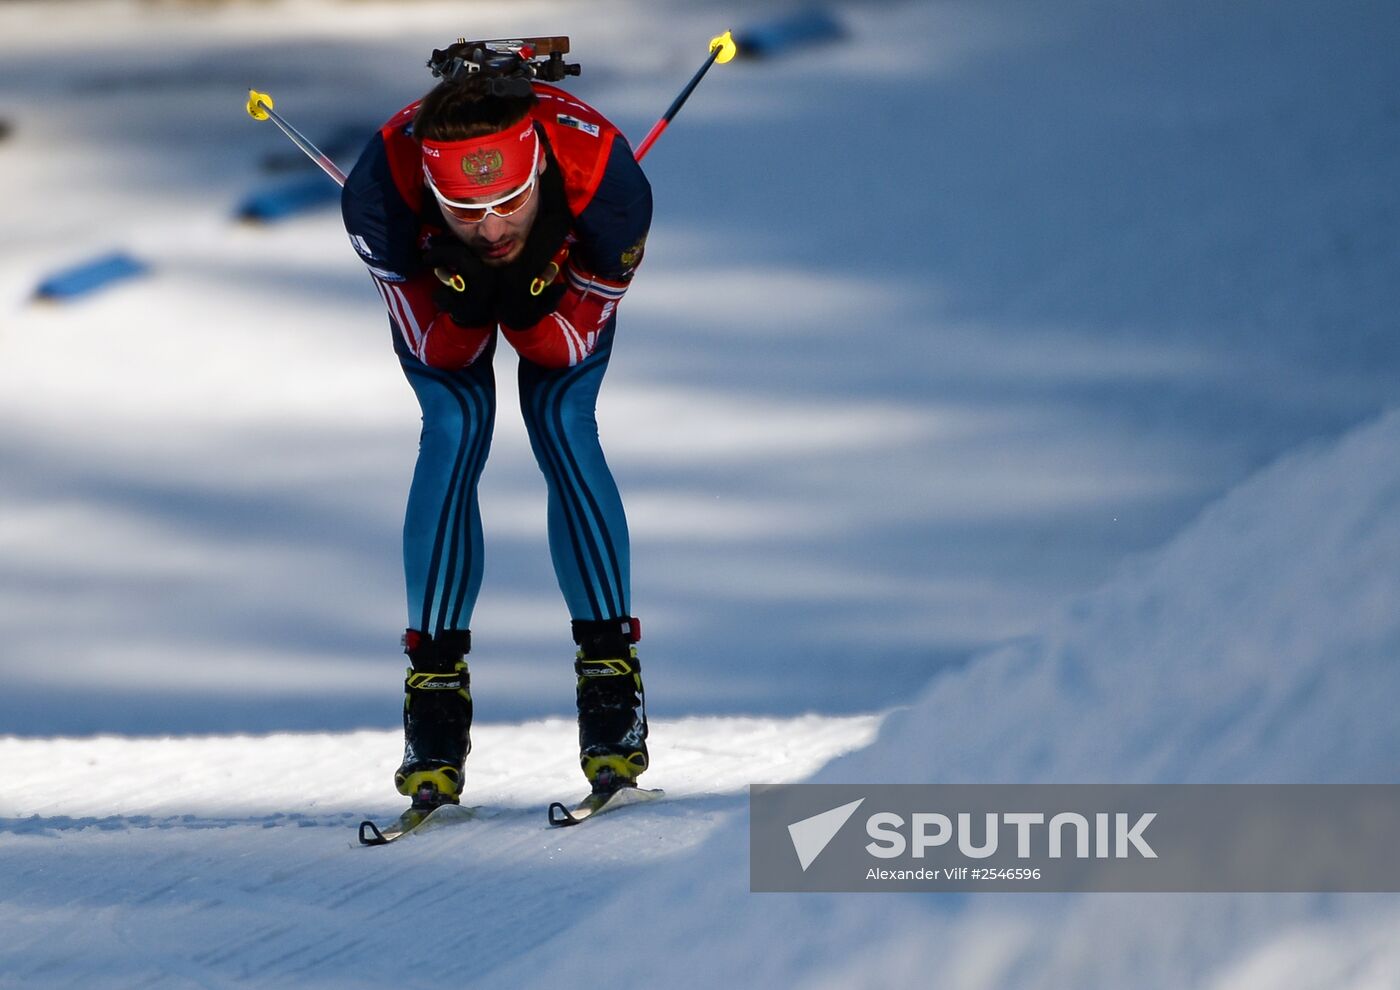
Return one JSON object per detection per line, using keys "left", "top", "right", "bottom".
{"left": 358, "top": 819, "right": 389, "bottom": 846}
{"left": 547, "top": 801, "right": 580, "bottom": 827}
{"left": 547, "top": 785, "right": 665, "bottom": 827}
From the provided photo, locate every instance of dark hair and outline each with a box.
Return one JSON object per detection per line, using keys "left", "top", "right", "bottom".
{"left": 413, "top": 77, "right": 537, "bottom": 143}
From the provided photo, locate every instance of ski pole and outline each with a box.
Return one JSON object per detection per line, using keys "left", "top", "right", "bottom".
{"left": 246, "top": 27, "right": 735, "bottom": 182}
{"left": 245, "top": 90, "right": 348, "bottom": 187}
{"left": 633, "top": 30, "right": 736, "bottom": 162}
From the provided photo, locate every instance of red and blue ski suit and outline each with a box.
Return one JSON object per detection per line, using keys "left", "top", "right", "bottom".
{"left": 341, "top": 84, "right": 651, "bottom": 637}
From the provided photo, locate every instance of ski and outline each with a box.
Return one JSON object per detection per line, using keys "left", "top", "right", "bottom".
{"left": 547, "top": 784, "right": 664, "bottom": 827}
{"left": 358, "top": 802, "right": 478, "bottom": 846}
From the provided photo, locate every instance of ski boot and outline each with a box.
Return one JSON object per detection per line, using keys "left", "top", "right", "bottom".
{"left": 395, "top": 628, "right": 473, "bottom": 808}
{"left": 572, "top": 617, "right": 648, "bottom": 794}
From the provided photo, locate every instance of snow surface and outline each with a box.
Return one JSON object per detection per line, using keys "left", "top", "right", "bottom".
{"left": 0, "top": 714, "right": 879, "bottom": 988}
{"left": 506, "top": 406, "right": 1400, "bottom": 990}
{"left": 2, "top": 0, "right": 1400, "bottom": 986}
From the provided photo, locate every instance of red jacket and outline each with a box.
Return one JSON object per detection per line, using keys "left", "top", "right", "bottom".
{"left": 342, "top": 84, "right": 652, "bottom": 369}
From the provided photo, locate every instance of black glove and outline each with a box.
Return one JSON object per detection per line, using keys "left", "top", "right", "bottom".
{"left": 423, "top": 236, "right": 500, "bottom": 327}
{"left": 494, "top": 167, "right": 573, "bottom": 329}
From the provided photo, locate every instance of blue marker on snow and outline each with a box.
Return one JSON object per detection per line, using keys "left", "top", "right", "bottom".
{"left": 235, "top": 174, "right": 342, "bottom": 223}
{"left": 34, "top": 251, "right": 149, "bottom": 302}
{"left": 734, "top": 8, "right": 844, "bottom": 59}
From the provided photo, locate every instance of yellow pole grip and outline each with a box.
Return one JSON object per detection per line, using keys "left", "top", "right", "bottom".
{"left": 709, "top": 30, "right": 738, "bottom": 64}
{"left": 246, "top": 89, "right": 273, "bottom": 121}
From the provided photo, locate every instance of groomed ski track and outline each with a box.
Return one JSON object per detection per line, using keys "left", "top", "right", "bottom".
{"left": 0, "top": 715, "right": 878, "bottom": 988}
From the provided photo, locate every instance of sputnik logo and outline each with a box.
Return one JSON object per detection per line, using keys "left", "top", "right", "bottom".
{"left": 787, "top": 799, "right": 865, "bottom": 871}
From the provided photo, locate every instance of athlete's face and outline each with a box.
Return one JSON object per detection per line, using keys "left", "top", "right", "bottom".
{"left": 439, "top": 156, "right": 546, "bottom": 267}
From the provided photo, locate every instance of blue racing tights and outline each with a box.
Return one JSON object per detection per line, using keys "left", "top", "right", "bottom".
{"left": 393, "top": 320, "right": 631, "bottom": 637}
